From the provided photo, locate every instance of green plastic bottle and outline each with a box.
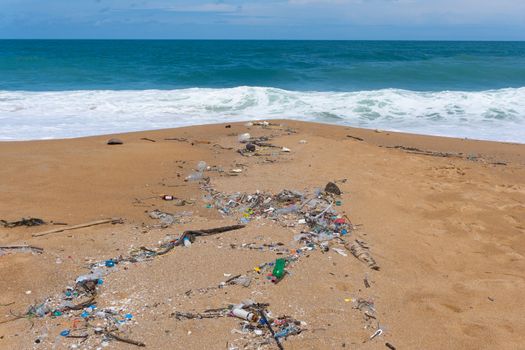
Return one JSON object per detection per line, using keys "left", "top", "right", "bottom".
{"left": 272, "top": 258, "right": 286, "bottom": 279}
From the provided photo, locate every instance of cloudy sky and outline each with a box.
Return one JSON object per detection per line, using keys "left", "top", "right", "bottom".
{"left": 1, "top": 0, "right": 524, "bottom": 39}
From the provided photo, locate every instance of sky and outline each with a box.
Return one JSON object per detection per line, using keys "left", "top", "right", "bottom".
{"left": 1, "top": 0, "right": 525, "bottom": 40}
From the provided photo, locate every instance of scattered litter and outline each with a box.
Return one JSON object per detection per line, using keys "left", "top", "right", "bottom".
{"left": 346, "top": 240, "right": 380, "bottom": 270}
{"left": 0, "top": 245, "right": 43, "bottom": 256}
{"left": 173, "top": 301, "right": 303, "bottom": 349}
{"left": 1, "top": 217, "right": 45, "bottom": 228}
{"left": 197, "top": 160, "right": 207, "bottom": 172}
{"left": 238, "top": 133, "right": 251, "bottom": 142}
{"left": 186, "top": 172, "right": 204, "bottom": 181}
{"left": 325, "top": 182, "right": 342, "bottom": 195}
{"left": 271, "top": 258, "right": 286, "bottom": 282}
{"left": 227, "top": 275, "right": 252, "bottom": 287}
{"left": 281, "top": 147, "right": 291, "bottom": 152}
{"left": 149, "top": 209, "right": 176, "bottom": 227}
{"left": 332, "top": 248, "right": 348, "bottom": 257}
{"left": 364, "top": 274, "right": 371, "bottom": 288}
{"left": 370, "top": 328, "right": 383, "bottom": 340}
{"left": 106, "top": 138, "right": 123, "bottom": 145}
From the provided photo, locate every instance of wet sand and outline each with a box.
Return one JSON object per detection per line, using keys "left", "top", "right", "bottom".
{"left": 1, "top": 120, "right": 524, "bottom": 349}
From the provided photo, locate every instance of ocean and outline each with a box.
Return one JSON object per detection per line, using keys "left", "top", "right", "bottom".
{"left": 1, "top": 40, "right": 524, "bottom": 142}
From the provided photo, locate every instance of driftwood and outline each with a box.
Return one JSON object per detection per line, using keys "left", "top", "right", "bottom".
{"left": 346, "top": 135, "right": 364, "bottom": 141}
{"left": 0, "top": 245, "right": 43, "bottom": 254}
{"left": 173, "top": 310, "right": 228, "bottom": 320}
{"left": 61, "top": 296, "right": 97, "bottom": 311}
{"left": 183, "top": 224, "right": 245, "bottom": 237}
{"left": 1, "top": 217, "right": 45, "bottom": 228}
{"left": 32, "top": 218, "right": 123, "bottom": 237}
{"left": 383, "top": 145, "right": 461, "bottom": 158}
{"left": 164, "top": 137, "right": 188, "bottom": 142}
{"left": 105, "top": 332, "right": 145, "bottom": 347}
{"left": 213, "top": 144, "right": 233, "bottom": 150}
{"left": 144, "top": 224, "right": 246, "bottom": 256}
{"left": 140, "top": 137, "right": 156, "bottom": 142}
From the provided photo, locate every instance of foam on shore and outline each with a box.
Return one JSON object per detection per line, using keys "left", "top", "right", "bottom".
{"left": 1, "top": 86, "right": 524, "bottom": 142}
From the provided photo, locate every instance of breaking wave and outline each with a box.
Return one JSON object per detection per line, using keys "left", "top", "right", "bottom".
{"left": 1, "top": 86, "right": 524, "bottom": 142}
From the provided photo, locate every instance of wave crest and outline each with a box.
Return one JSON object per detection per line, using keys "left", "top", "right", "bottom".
{"left": 1, "top": 86, "right": 524, "bottom": 142}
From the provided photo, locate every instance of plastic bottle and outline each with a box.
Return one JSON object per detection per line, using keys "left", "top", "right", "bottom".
{"left": 272, "top": 258, "right": 286, "bottom": 279}
{"left": 231, "top": 308, "right": 258, "bottom": 322}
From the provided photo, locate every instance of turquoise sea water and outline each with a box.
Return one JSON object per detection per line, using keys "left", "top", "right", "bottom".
{"left": 1, "top": 40, "right": 524, "bottom": 141}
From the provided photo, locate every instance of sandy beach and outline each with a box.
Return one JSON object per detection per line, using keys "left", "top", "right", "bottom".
{"left": 1, "top": 120, "right": 524, "bottom": 350}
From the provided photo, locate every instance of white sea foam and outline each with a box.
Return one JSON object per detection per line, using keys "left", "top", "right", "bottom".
{"left": 1, "top": 87, "right": 524, "bottom": 142}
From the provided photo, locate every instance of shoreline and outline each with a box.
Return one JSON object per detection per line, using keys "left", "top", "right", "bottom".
{"left": 1, "top": 120, "right": 524, "bottom": 349}
{"left": 2, "top": 119, "right": 523, "bottom": 163}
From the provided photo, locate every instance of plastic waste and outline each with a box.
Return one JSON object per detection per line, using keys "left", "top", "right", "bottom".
{"left": 274, "top": 205, "right": 298, "bottom": 216}
{"left": 34, "top": 303, "right": 50, "bottom": 317}
{"left": 197, "top": 161, "right": 207, "bottom": 172}
{"left": 76, "top": 269, "right": 104, "bottom": 284}
{"left": 272, "top": 258, "right": 286, "bottom": 280}
{"left": 183, "top": 237, "right": 192, "bottom": 247}
{"left": 186, "top": 172, "right": 203, "bottom": 181}
{"left": 238, "top": 133, "right": 251, "bottom": 142}
{"left": 231, "top": 308, "right": 258, "bottom": 322}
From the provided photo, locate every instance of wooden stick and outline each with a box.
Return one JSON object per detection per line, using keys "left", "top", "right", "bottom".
{"left": 32, "top": 218, "right": 123, "bottom": 237}
{"left": 183, "top": 224, "right": 245, "bottom": 237}
{"left": 106, "top": 332, "right": 145, "bottom": 347}
{"left": 0, "top": 245, "right": 43, "bottom": 253}
{"left": 346, "top": 135, "right": 364, "bottom": 141}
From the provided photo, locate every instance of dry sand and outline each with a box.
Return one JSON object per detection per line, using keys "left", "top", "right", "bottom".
{"left": 1, "top": 120, "right": 524, "bottom": 350}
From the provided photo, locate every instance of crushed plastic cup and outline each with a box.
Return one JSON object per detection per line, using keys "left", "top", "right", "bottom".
{"left": 197, "top": 161, "right": 207, "bottom": 172}
{"left": 238, "top": 133, "right": 251, "bottom": 142}
{"left": 186, "top": 172, "right": 203, "bottom": 181}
